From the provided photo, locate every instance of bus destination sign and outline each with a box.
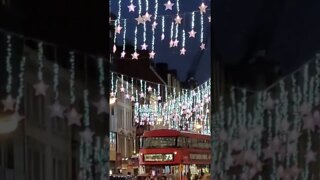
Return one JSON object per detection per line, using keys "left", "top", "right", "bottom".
{"left": 144, "top": 154, "right": 174, "bottom": 162}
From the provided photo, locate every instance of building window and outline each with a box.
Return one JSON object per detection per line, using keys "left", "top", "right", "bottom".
{"left": 6, "top": 140, "right": 14, "bottom": 169}
{"left": 110, "top": 132, "right": 116, "bottom": 151}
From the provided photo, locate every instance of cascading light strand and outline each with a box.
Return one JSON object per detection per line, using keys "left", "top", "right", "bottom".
{"left": 5, "top": 35, "right": 12, "bottom": 94}
{"left": 180, "top": 29, "right": 186, "bottom": 55}
{"left": 188, "top": 12, "right": 197, "bottom": 38}
{"left": 169, "top": 22, "right": 174, "bottom": 47}
{"left": 200, "top": 11, "right": 205, "bottom": 50}
{"left": 53, "top": 63, "right": 59, "bottom": 100}
{"left": 69, "top": 51, "right": 76, "bottom": 104}
{"left": 161, "top": 16, "right": 165, "bottom": 40}
{"left": 131, "top": 26, "right": 139, "bottom": 60}
{"left": 121, "top": 19, "right": 127, "bottom": 59}
{"left": 98, "top": 58, "right": 105, "bottom": 96}
{"left": 15, "top": 56, "right": 26, "bottom": 112}
{"left": 38, "top": 42, "right": 44, "bottom": 81}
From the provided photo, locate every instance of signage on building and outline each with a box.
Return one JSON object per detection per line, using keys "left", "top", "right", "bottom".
{"left": 189, "top": 154, "right": 211, "bottom": 160}
{"left": 144, "top": 154, "right": 174, "bottom": 162}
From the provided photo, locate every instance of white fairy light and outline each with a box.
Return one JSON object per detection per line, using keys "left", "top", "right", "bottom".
{"left": 98, "top": 58, "right": 105, "bottom": 96}
{"left": 161, "top": 16, "right": 165, "bottom": 40}
{"left": 15, "top": 56, "right": 26, "bottom": 112}
{"left": 176, "top": 0, "right": 180, "bottom": 12}
{"left": 191, "top": 12, "right": 195, "bottom": 29}
{"left": 200, "top": 11, "right": 204, "bottom": 43}
{"left": 69, "top": 51, "right": 75, "bottom": 104}
{"left": 38, "top": 42, "right": 44, "bottom": 81}
{"left": 134, "top": 26, "right": 138, "bottom": 52}
{"left": 169, "top": 22, "right": 174, "bottom": 47}
{"left": 121, "top": 19, "right": 127, "bottom": 58}
{"left": 53, "top": 63, "right": 59, "bottom": 100}
{"left": 182, "top": 29, "right": 186, "bottom": 47}
{"left": 138, "top": 0, "right": 142, "bottom": 15}
{"left": 5, "top": 35, "right": 12, "bottom": 94}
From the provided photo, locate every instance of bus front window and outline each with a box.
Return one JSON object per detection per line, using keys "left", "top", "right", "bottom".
{"left": 143, "top": 137, "right": 176, "bottom": 148}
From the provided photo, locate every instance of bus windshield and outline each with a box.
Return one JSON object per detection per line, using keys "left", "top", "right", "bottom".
{"left": 143, "top": 137, "right": 176, "bottom": 148}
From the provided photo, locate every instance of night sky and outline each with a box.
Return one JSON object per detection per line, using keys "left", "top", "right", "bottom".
{"left": 110, "top": 0, "right": 211, "bottom": 84}
{"left": 213, "top": 0, "right": 320, "bottom": 76}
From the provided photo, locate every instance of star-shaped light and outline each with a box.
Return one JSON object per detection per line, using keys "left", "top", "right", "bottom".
{"left": 79, "top": 127, "right": 94, "bottom": 143}
{"left": 188, "top": 29, "right": 197, "bottom": 38}
{"left": 127, "top": 3, "right": 136, "bottom": 12}
{"left": 113, "top": 45, "right": 117, "bottom": 53}
{"left": 141, "top": 43, "right": 148, "bottom": 50}
{"left": 143, "top": 12, "right": 152, "bottom": 22}
{"left": 65, "top": 107, "right": 82, "bottom": 126}
{"left": 305, "top": 150, "right": 317, "bottom": 163}
{"left": 131, "top": 52, "right": 139, "bottom": 60}
{"left": 135, "top": 15, "right": 145, "bottom": 25}
{"left": 131, "top": 96, "right": 135, "bottom": 102}
{"left": 208, "top": 16, "right": 211, "bottom": 22}
{"left": 169, "top": 40, "right": 174, "bottom": 47}
{"left": 140, "top": 92, "right": 145, "bottom": 98}
{"left": 120, "top": 51, "right": 126, "bottom": 58}
{"left": 125, "top": 94, "right": 130, "bottom": 99}
{"left": 120, "top": 87, "right": 125, "bottom": 92}
{"left": 157, "top": 96, "right": 162, "bottom": 101}
{"left": 180, "top": 47, "right": 186, "bottom": 55}
{"left": 200, "top": 43, "right": 206, "bottom": 50}
{"left": 164, "top": 0, "right": 174, "bottom": 10}
{"left": 49, "top": 101, "right": 65, "bottom": 118}
{"left": 161, "top": 33, "right": 165, "bottom": 40}
{"left": 174, "top": 15, "right": 182, "bottom": 24}
{"left": 147, "top": 86, "right": 153, "bottom": 92}
{"left": 173, "top": 39, "right": 179, "bottom": 47}
{"left": 33, "top": 80, "right": 49, "bottom": 96}
{"left": 2, "top": 94, "right": 16, "bottom": 112}
{"left": 115, "top": 25, "right": 122, "bottom": 34}
{"left": 199, "top": 3, "right": 208, "bottom": 13}
{"left": 93, "top": 97, "right": 108, "bottom": 115}
{"left": 149, "top": 51, "right": 155, "bottom": 59}
{"left": 152, "top": 21, "right": 158, "bottom": 30}
{"left": 0, "top": 112, "right": 24, "bottom": 134}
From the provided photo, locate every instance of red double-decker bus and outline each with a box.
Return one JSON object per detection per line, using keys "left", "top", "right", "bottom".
{"left": 138, "top": 129, "right": 211, "bottom": 180}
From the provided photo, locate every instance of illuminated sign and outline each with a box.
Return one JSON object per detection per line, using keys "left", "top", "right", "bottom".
{"left": 189, "top": 154, "right": 211, "bottom": 160}
{"left": 144, "top": 154, "right": 174, "bottom": 162}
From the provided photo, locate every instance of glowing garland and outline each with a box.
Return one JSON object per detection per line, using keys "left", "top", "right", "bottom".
{"left": 15, "top": 56, "right": 26, "bottom": 112}
{"left": 5, "top": 35, "right": 12, "bottom": 94}
{"left": 121, "top": 19, "right": 127, "bottom": 59}
{"left": 161, "top": 16, "right": 165, "bottom": 40}
{"left": 169, "top": 22, "right": 174, "bottom": 47}
{"left": 69, "top": 51, "right": 76, "bottom": 104}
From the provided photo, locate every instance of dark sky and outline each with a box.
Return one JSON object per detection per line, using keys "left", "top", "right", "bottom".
{"left": 110, "top": 0, "right": 211, "bottom": 84}
{"left": 213, "top": 0, "right": 320, "bottom": 76}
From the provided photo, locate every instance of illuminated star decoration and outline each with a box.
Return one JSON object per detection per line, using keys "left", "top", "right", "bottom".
{"left": 175, "top": 15, "right": 182, "bottom": 24}
{"left": 48, "top": 101, "right": 65, "bottom": 118}
{"left": 135, "top": 15, "right": 145, "bottom": 25}
{"left": 188, "top": 29, "right": 197, "bottom": 38}
{"left": 164, "top": 0, "right": 174, "bottom": 10}
{"left": 208, "top": 16, "right": 211, "bottom": 22}
{"left": 305, "top": 150, "right": 317, "bottom": 163}
{"left": 131, "top": 52, "right": 139, "bottom": 60}
{"left": 93, "top": 97, "right": 108, "bottom": 115}
{"left": 121, "top": 51, "right": 126, "bottom": 58}
{"left": 127, "top": 3, "right": 136, "bottom": 12}
{"left": 152, "top": 21, "right": 158, "bottom": 30}
{"left": 65, "top": 107, "right": 82, "bottom": 126}
{"left": 200, "top": 43, "right": 206, "bottom": 50}
{"left": 161, "top": 33, "right": 165, "bottom": 40}
{"left": 141, "top": 43, "right": 148, "bottom": 50}
{"left": 173, "top": 39, "right": 179, "bottom": 47}
{"left": 149, "top": 51, "right": 156, "bottom": 59}
{"left": 2, "top": 94, "right": 16, "bottom": 112}
{"left": 113, "top": 45, "right": 117, "bottom": 53}
{"left": 33, "top": 80, "right": 49, "bottom": 96}
{"left": 199, "top": 3, "right": 208, "bottom": 14}
{"left": 115, "top": 25, "right": 122, "bottom": 34}
{"left": 169, "top": 40, "right": 174, "bottom": 48}
{"left": 143, "top": 12, "right": 152, "bottom": 22}
{"left": 120, "top": 86, "right": 125, "bottom": 92}
{"left": 180, "top": 47, "right": 186, "bottom": 55}
{"left": 125, "top": 94, "right": 130, "bottom": 99}
{"left": 147, "top": 86, "right": 153, "bottom": 92}
{"left": 79, "top": 127, "right": 95, "bottom": 143}
{"left": 131, "top": 96, "right": 135, "bottom": 102}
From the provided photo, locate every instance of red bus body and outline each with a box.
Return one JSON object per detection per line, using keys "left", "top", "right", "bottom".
{"left": 138, "top": 129, "right": 211, "bottom": 179}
